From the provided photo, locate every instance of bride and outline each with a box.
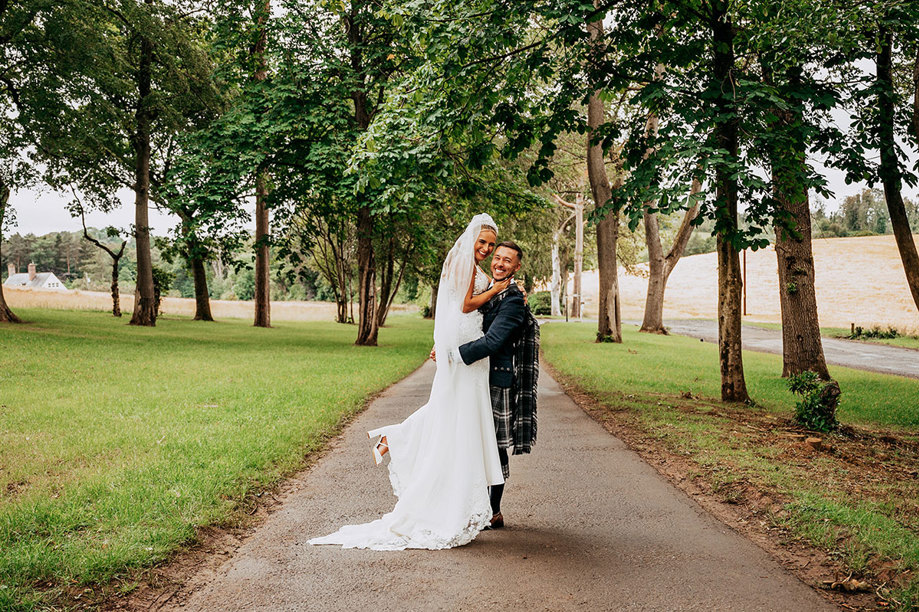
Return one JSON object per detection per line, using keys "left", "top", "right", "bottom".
{"left": 309, "top": 214, "right": 509, "bottom": 550}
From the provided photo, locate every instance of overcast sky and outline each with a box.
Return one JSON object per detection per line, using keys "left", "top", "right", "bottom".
{"left": 7, "top": 152, "right": 918, "bottom": 236}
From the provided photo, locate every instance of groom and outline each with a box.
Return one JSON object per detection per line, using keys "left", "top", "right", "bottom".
{"left": 458, "top": 241, "right": 529, "bottom": 529}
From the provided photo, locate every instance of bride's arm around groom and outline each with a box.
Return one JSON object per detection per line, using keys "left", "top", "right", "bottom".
{"left": 456, "top": 286, "right": 526, "bottom": 383}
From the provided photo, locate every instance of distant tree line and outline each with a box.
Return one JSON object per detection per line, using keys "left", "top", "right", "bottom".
{"left": 678, "top": 188, "right": 919, "bottom": 256}
{"left": 812, "top": 189, "right": 919, "bottom": 239}
{"left": 0, "top": 227, "right": 430, "bottom": 306}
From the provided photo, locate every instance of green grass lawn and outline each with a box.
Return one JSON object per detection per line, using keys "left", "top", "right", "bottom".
{"left": 0, "top": 309, "right": 432, "bottom": 611}
{"left": 542, "top": 322, "right": 919, "bottom": 607}
{"left": 548, "top": 322, "right": 919, "bottom": 429}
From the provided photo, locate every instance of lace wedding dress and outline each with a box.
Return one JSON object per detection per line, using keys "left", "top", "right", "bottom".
{"left": 309, "top": 214, "right": 504, "bottom": 550}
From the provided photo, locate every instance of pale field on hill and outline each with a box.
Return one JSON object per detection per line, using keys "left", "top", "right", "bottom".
{"left": 573, "top": 234, "right": 919, "bottom": 332}
{"left": 3, "top": 287, "right": 416, "bottom": 321}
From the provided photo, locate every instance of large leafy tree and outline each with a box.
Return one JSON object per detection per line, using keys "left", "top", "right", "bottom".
{"left": 0, "top": 0, "right": 77, "bottom": 323}
{"left": 844, "top": 4, "right": 919, "bottom": 312}
{"left": 380, "top": 0, "right": 859, "bottom": 403}
{"left": 31, "top": 0, "right": 220, "bottom": 326}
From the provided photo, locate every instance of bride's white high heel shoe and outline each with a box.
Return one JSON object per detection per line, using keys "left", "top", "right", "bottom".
{"left": 370, "top": 433, "right": 389, "bottom": 465}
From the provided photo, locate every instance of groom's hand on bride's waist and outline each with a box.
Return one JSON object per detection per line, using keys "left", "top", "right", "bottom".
{"left": 429, "top": 347, "right": 459, "bottom": 363}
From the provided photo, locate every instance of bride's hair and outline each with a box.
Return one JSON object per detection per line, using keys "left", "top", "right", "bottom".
{"left": 481, "top": 223, "right": 497, "bottom": 234}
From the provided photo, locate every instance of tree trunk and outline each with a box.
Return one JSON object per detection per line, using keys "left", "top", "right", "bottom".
{"left": 0, "top": 179, "right": 21, "bottom": 323}
{"left": 336, "top": 247, "right": 349, "bottom": 323}
{"left": 573, "top": 195, "right": 584, "bottom": 319}
{"left": 595, "top": 200, "right": 621, "bottom": 341}
{"left": 348, "top": 267, "right": 355, "bottom": 324}
{"left": 348, "top": 8, "right": 379, "bottom": 344}
{"left": 129, "top": 9, "right": 156, "bottom": 327}
{"left": 79, "top": 206, "right": 125, "bottom": 317}
{"left": 550, "top": 226, "right": 563, "bottom": 316}
{"left": 638, "top": 62, "right": 701, "bottom": 335}
{"left": 0, "top": 276, "right": 16, "bottom": 323}
{"left": 878, "top": 28, "right": 919, "bottom": 312}
{"left": 560, "top": 267, "right": 569, "bottom": 316}
{"left": 335, "top": 269, "right": 347, "bottom": 323}
{"left": 427, "top": 283, "right": 437, "bottom": 320}
{"left": 774, "top": 190, "right": 830, "bottom": 379}
{"left": 640, "top": 181, "right": 701, "bottom": 333}
{"left": 712, "top": 6, "right": 749, "bottom": 402}
{"left": 253, "top": 170, "right": 271, "bottom": 327}
{"left": 191, "top": 256, "right": 213, "bottom": 321}
{"left": 587, "top": 7, "right": 620, "bottom": 342}
{"left": 376, "top": 235, "right": 395, "bottom": 328}
{"left": 377, "top": 249, "right": 408, "bottom": 328}
{"left": 252, "top": 1, "right": 271, "bottom": 328}
{"left": 351, "top": 43, "right": 378, "bottom": 342}
{"left": 355, "top": 204, "right": 378, "bottom": 345}
{"left": 762, "top": 63, "right": 830, "bottom": 379}
{"left": 110, "top": 259, "right": 122, "bottom": 317}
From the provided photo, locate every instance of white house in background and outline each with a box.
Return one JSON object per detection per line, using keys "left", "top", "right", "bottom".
{"left": 4, "top": 262, "right": 68, "bottom": 291}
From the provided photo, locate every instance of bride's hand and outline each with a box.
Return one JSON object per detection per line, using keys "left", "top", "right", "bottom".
{"left": 492, "top": 277, "right": 512, "bottom": 293}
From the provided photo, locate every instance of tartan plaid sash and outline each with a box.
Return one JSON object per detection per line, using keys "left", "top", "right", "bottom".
{"left": 484, "top": 287, "right": 539, "bottom": 455}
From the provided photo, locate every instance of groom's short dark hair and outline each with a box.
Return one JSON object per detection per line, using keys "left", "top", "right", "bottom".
{"left": 496, "top": 241, "right": 523, "bottom": 261}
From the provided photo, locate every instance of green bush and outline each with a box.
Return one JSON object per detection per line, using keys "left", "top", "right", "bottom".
{"left": 528, "top": 291, "right": 552, "bottom": 315}
{"left": 787, "top": 371, "right": 840, "bottom": 432}
{"left": 848, "top": 325, "right": 900, "bottom": 340}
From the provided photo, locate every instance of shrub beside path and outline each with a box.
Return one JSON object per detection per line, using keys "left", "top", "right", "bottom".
{"left": 168, "top": 361, "right": 832, "bottom": 611}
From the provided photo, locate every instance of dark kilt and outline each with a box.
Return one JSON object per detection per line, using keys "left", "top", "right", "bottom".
{"left": 490, "top": 385, "right": 512, "bottom": 479}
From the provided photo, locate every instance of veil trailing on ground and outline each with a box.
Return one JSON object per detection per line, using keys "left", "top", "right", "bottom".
{"left": 433, "top": 213, "right": 497, "bottom": 360}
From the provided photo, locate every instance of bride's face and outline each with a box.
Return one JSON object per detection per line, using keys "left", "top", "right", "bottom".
{"left": 474, "top": 229, "right": 497, "bottom": 262}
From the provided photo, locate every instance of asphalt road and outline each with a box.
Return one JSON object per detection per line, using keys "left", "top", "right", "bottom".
{"left": 661, "top": 320, "right": 919, "bottom": 379}
{"left": 170, "top": 361, "right": 833, "bottom": 612}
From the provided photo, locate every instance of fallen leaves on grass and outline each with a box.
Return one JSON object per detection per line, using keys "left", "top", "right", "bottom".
{"left": 823, "top": 574, "right": 872, "bottom": 593}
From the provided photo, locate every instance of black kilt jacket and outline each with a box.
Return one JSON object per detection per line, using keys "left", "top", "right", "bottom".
{"left": 458, "top": 285, "right": 526, "bottom": 388}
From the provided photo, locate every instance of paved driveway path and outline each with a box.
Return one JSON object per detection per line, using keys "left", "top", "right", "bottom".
{"left": 171, "top": 362, "right": 833, "bottom": 612}
{"left": 661, "top": 320, "right": 919, "bottom": 379}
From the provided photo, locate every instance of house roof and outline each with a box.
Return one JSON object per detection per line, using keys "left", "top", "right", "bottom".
{"left": 3, "top": 272, "right": 63, "bottom": 289}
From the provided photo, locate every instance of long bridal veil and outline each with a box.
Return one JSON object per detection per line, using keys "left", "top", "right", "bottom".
{"left": 433, "top": 212, "right": 496, "bottom": 365}
{"left": 308, "top": 213, "right": 503, "bottom": 550}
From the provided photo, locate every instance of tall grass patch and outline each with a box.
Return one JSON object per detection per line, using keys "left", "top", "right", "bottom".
{"left": 0, "top": 309, "right": 432, "bottom": 608}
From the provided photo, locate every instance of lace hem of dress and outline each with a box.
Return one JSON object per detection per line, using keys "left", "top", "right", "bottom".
{"left": 350, "top": 499, "right": 492, "bottom": 551}
{"left": 377, "top": 460, "right": 491, "bottom": 550}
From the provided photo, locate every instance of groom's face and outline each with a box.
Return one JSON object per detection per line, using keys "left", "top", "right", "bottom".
{"left": 491, "top": 246, "right": 521, "bottom": 281}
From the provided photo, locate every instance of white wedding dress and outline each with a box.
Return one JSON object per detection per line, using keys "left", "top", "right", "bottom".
{"left": 309, "top": 214, "right": 505, "bottom": 550}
